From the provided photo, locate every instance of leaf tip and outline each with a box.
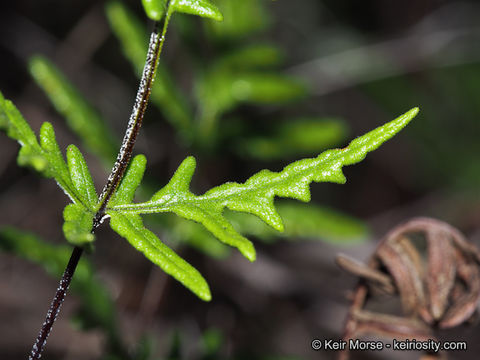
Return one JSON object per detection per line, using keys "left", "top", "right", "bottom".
{"left": 199, "top": 287, "right": 212, "bottom": 302}
{"left": 142, "top": 0, "right": 166, "bottom": 21}
{"left": 242, "top": 243, "right": 256, "bottom": 262}
{"left": 398, "top": 107, "right": 420, "bottom": 127}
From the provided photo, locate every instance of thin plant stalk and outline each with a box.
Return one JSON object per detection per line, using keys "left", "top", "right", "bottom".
{"left": 28, "top": 16, "right": 169, "bottom": 359}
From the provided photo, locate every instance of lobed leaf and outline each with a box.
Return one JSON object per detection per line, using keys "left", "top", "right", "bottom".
{"left": 0, "top": 91, "right": 99, "bottom": 247}
{"left": 110, "top": 108, "right": 419, "bottom": 260}
{"left": 39, "top": 122, "right": 82, "bottom": 204}
{"left": 29, "top": 56, "right": 118, "bottom": 163}
{"left": 108, "top": 155, "right": 212, "bottom": 300}
{"left": 169, "top": 0, "right": 223, "bottom": 21}
{"left": 109, "top": 212, "right": 211, "bottom": 301}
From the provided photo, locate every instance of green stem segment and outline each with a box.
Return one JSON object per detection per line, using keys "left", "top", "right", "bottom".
{"left": 29, "top": 13, "right": 171, "bottom": 359}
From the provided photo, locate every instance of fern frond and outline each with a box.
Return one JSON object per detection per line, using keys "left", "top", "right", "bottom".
{"left": 108, "top": 154, "right": 211, "bottom": 300}
{"left": 0, "top": 91, "right": 98, "bottom": 245}
{"left": 109, "top": 108, "right": 419, "bottom": 261}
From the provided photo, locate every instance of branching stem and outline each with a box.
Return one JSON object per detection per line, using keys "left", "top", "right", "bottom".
{"left": 28, "top": 15, "right": 169, "bottom": 359}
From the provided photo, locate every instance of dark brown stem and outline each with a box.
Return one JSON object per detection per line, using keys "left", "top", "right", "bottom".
{"left": 94, "top": 20, "right": 162, "bottom": 227}
{"left": 28, "top": 18, "right": 164, "bottom": 360}
{"left": 28, "top": 246, "right": 83, "bottom": 360}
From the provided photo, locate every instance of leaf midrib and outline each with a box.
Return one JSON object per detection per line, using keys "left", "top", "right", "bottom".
{"left": 108, "top": 149, "right": 344, "bottom": 214}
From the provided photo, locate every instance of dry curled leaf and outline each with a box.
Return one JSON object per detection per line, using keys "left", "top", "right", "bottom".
{"left": 337, "top": 217, "right": 480, "bottom": 360}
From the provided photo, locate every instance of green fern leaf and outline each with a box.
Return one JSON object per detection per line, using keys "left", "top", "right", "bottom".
{"left": 66, "top": 145, "right": 98, "bottom": 209}
{"left": 63, "top": 203, "right": 95, "bottom": 246}
{"left": 107, "top": 154, "right": 211, "bottom": 300}
{"left": 38, "top": 122, "right": 84, "bottom": 205}
{"left": 110, "top": 154, "right": 147, "bottom": 206}
{"left": 109, "top": 108, "right": 419, "bottom": 261}
{"left": 0, "top": 92, "right": 48, "bottom": 172}
{"left": 169, "top": 0, "right": 223, "bottom": 21}
{"left": 0, "top": 91, "right": 96, "bottom": 208}
{"left": 142, "top": 0, "right": 167, "bottom": 21}
{"left": 0, "top": 92, "right": 99, "bottom": 246}
{"left": 110, "top": 212, "right": 211, "bottom": 301}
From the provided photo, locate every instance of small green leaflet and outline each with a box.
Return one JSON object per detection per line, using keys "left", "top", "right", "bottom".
{"left": 0, "top": 91, "right": 97, "bottom": 245}
{"left": 142, "top": 0, "right": 223, "bottom": 22}
{"left": 109, "top": 108, "right": 419, "bottom": 263}
{"left": 63, "top": 204, "right": 95, "bottom": 246}
{"left": 108, "top": 155, "right": 211, "bottom": 301}
{"left": 142, "top": 0, "right": 167, "bottom": 21}
{"left": 169, "top": 0, "right": 223, "bottom": 21}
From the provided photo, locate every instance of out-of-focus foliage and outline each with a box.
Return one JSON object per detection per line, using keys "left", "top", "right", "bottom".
{"left": 106, "top": 0, "right": 310, "bottom": 151}
{"left": 0, "top": 227, "right": 129, "bottom": 357}
{"left": 227, "top": 201, "right": 369, "bottom": 244}
{"left": 29, "top": 56, "right": 118, "bottom": 164}
{"left": 106, "top": 1, "right": 193, "bottom": 136}
{"left": 237, "top": 117, "right": 348, "bottom": 160}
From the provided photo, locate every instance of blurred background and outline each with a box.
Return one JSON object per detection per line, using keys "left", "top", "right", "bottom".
{"left": 0, "top": 0, "right": 480, "bottom": 359}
